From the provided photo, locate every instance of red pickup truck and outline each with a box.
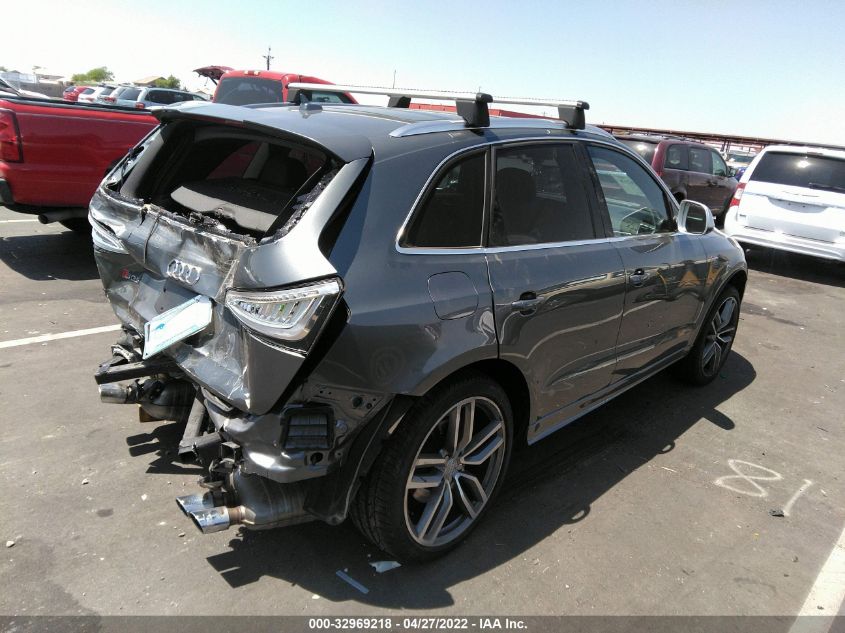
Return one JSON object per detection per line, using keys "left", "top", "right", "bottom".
{"left": 0, "top": 95, "right": 157, "bottom": 230}
{"left": 195, "top": 66, "right": 357, "bottom": 105}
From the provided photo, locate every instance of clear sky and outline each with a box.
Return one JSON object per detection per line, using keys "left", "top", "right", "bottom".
{"left": 3, "top": 0, "right": 843, "bottom": 144}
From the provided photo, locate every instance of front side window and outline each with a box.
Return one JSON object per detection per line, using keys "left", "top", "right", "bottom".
{"left": 402, "top": 152, "right": 485, "bottom": 248}
{"left": 490, "top": 144, "right": 594, "bottom": 246}
{"left": 688, "top": 147, "right": 712, "bottom": 174}
{"left": 587, "top": 145, "right": 673, "bottom": 236}
{"left": 711, "top": 151, "right": 728, "bottom": 177}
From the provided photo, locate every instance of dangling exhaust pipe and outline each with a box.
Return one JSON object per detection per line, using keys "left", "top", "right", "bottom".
{"left": 179, "top": 470, "right": 313, "bottom": 535}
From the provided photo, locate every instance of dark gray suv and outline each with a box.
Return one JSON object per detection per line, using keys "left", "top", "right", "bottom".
{"left": 91, "top": 88, "right": 747, "bottom": 561}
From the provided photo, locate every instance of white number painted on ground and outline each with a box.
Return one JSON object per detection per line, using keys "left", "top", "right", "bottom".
{"left": 714, "top": 459, "right": 783, "bottom": 497}
{"left": 714, "top": 459, "right": 814, "bottom": 516}
{"left": 782, "top": 479, "right": 814, "bottom": 517}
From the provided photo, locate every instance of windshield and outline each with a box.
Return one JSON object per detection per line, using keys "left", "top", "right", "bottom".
{"left": 749, "top": 152, "right": 845, "bottom": 191}
{"left": 727, "top": 153, "right": 754, "bottom": 165}
{"left": 619, "top": 139, "right": 658, "bottom": 164}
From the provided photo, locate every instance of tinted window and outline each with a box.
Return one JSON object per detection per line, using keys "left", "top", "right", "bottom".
{"left": 216, "top": 77, "right": 285, "bottom": 105}
{"left": 749, "top": 152, "right": 845, "bottom": 191}
{"left": 711, "top": 151, "right": 728, "bottom": 177}
{"left": 688, "top": 147, "right": 712, "bottom": 174}
{"left": 403, "top": 153, "right": 485, "bottom": 248}
{"left": 81, "top": 88, "right": 94, "bottom": 95}
{"left": 491, "top": 144, "right": 594, "bottom": 246}
{"left": 618, "top": 139, "right": 657, "bottom": 164}
{"left": 588, "top": 145, "right": 672, "bottom": 236}
{"left": 120, "top": 88, "right": 140, "bottom": 101}
{"left": 665, "top": 144, "right": 687, "bottom": 170}
{"left": 307, "top": 90, "right": 352, "bottom": 104}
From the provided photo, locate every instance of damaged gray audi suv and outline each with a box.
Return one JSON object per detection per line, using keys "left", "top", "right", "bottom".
{"left": 91, "top": 85, "right": 747, "bottom": 561}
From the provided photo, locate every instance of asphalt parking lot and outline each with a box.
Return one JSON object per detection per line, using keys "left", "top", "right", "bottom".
{"left": 1, "top": 204, "right": 844, "bottom": 618}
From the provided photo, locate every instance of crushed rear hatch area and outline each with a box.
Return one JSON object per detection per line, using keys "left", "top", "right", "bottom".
{"left": 91, "top": 107, "right": 370, "bottom": 415}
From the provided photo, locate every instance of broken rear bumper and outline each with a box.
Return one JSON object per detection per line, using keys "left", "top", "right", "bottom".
{"left": 95, "top": 333, "right": 411, "bottom": 525}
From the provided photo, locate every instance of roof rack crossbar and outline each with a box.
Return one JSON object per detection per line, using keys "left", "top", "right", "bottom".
{"left": 286, "top": 83, "right": 589, "bottom": 129}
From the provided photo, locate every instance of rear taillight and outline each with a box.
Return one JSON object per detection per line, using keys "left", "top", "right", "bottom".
{"left": 134, "top": 102, "right": 145, "bottom": 110}
{"left": 226, "top": 278, "right": 343, "bottom": 353}
{"left": 729, "top": 182, "right": 746, "bottom": 208}
{"left": 0, "top": 108, "right": 23, "bottom": 163}
{"left": 103, "top": 96, "right": 115, "bottom": 103}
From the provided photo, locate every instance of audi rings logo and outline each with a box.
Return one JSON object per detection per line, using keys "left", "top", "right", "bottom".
{"left": 166, "top": 259, "right": 201, "bottom": 285}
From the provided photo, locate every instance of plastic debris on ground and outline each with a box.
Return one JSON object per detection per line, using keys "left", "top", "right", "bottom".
{"left": 335, "top": 570, "right": 369, "bottom": 594}
{"left": 369, "top": 560, "right": 401, "bottom": 573}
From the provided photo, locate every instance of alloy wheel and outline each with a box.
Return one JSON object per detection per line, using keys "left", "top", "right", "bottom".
{"left": 701, "top": 296, "right": 738, "bottom": 376}
{"left": 403, "top": 396, "right": 507, "bottom": 547}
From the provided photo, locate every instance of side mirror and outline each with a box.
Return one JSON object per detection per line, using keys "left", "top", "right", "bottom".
{"left": 677, "top": 200, "right": 714, "bottom": 235}
{"left": 727, "top": 166, "right": 736, "bottom": 177}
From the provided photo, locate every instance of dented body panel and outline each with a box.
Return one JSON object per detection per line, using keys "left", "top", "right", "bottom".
{"left": 92, "top": 101, "right": 747, "bottom": 533}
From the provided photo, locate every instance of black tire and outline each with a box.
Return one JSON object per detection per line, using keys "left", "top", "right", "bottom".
{"left": 350, "top": 373, "right": 513, "bottom": 562}
{"left": 59, "top": 218, "right": 91, "bottom": 234}
{"left": 677, "top": 285, "right": 741, "bottom": 385}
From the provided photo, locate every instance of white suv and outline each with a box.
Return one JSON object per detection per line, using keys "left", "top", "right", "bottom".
{"left": 723, "top": 145, "right": 845, "bottom": 262}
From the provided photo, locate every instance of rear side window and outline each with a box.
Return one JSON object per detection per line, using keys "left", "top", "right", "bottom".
{"left": 665, "top": 144, "right": 687, "bottom": 170}
{"left": 147, "top": 90, "right": 173, "bottom": 104}
{"left": 588, "top": 145, "right": 673, "bottom": 236}
{"left": 689, "top": 147, "right": 712, "bottom": 174}
{"left": 120, "top": 88, "right": 140, "bottom": 101}
{"left": 403, "top": 153, "right": 485, "bottom": 248}
{"left": 491, "top": 144, "right": 594, "bottom": 246}
{"left": 100, "top": 87, "right": 114, "bottom": 96}
{"left": 749, "top": 152, "right": 845, "bottom": 191}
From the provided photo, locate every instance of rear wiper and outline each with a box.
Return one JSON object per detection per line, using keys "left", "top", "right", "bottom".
{"left": 808, "top": 182, "right": 845, "bottom": 193}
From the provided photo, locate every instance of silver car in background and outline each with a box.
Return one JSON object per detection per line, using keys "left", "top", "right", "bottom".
{"left": 113, "top": 86, "right": 208, "bottom": 109}
{"left": 724, "top": 145, "right": 845, "bottom": 261}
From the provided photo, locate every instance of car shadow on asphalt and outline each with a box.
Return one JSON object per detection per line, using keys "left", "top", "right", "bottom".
{"left": 0, "top": 230, "right": 99, "bottom": 281}
{"left": 126, "top": 420, "right": 204, "bottom": 476}
{"left": 200, "top": 352, "right": 755, "bottom": 608}
{"left": 744, "top": 246, "right": 845, "bottom": 288}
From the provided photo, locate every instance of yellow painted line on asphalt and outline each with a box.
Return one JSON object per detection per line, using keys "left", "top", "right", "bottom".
{"left": 0, "top": 324, "right": 122, "bottom": 349}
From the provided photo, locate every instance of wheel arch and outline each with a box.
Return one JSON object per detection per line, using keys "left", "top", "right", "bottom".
{"left": 408, "top": 358, "right": 533, "bottom": 447}
{"left": 725, "top": 268, "right": 748, "bottom": 300}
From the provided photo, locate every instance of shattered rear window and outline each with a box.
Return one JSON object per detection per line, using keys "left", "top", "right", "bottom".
{"left": 124, "top": 122, "right": 337, "bottom": 240}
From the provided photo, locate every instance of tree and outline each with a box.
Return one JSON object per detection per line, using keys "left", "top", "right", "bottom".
{"left": 153, "top": 75, "right": 182, "bottom": 90}
{"left": 71, "top": 66, "right": 114, "bottom": 84}
{"left": 0, "top": 66, "right": 7, "bottom": 72}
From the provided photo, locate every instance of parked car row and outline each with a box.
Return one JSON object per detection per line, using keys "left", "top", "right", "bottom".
{"left": 615, "top": 134, "right": 738, "bottom": 222}
{"left": 64, "top": 83, "right": 208, "bottom": 109}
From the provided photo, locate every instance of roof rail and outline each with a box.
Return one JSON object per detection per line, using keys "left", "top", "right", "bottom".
{"left": 286, "top": 83, "right": 590, "bottom": 130}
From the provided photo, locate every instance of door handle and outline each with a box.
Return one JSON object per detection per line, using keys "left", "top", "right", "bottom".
{"left": 629, "top": 268, "right": 649, "bottom": 287}
{"left": 511, "top": 292, "right": 545, "bottom": 314}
